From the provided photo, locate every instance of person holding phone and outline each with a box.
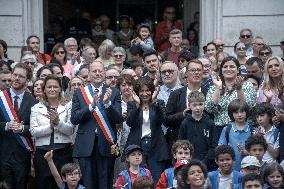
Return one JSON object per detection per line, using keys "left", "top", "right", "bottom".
{"left": 205, "top": 56, "right": 256, "bottom": 138}
{"left": 30, "top": 75, "right": 74, "bottom": 189}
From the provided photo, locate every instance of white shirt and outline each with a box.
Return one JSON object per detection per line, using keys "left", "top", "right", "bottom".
{"left": 141, "top": 110, "right": 151, "bottom": 138}
{"left": 10, "top": 88, "right": 25, "bottom": 108}
{"left": 261, "top": 125, "right": 280, "bottom": 163}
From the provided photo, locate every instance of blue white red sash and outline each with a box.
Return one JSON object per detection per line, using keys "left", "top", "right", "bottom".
{"left": 80, "top": 85, "right": 116, "bottom": 145}
{"left": 0, "top": 90, "right": 33, "bottom": 152}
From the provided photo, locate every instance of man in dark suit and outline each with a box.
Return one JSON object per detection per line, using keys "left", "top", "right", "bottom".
{"left": 0, "top": 63, "right": 36, "bottom": 189}
{"left": 71, "top": 61, "right": 123, "bottom": 189}
{"left": 165, "top": 59, "right": 206, "bottom": 146}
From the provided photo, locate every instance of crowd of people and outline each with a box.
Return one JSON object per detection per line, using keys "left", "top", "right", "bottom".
{"left": 1, "top": 5, "right": 284, "bottom": 189}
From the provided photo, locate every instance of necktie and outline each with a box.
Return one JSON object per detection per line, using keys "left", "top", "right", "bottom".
{"left": 14, "top": 95, "right": 19, "bottom": 113}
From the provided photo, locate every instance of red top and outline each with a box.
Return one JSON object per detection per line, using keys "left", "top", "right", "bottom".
{"left": 156, "top": 171, "right": 168, "bottom": 189}
{"left": 37, "top": 52, "right": 51, "bottom": 65}
{"left": 114, "top": 168, "right": 151, "bottom": 188}
{"left": 155, "top": 20, "right": 181, "bottom": 52}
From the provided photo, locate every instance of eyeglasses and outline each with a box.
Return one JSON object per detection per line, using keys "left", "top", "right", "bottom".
{"left": 260, "top": 52, "right": 271, "bottom": 56}
{"left": 106, "top": 75, "right": 119, "bottom": 79}
{"left": 179, "top": 59, "right": 187, "bottom": 63}
{"left": 66, "top": 172, "right": 80, "bottom": 177}
{"left": 237, "top": 47, "right": 246, "bottom": 51}
{"left": 24, "top": 61, "right": 36, "bottom": 65}
{"left": 114, "top": 54, "right": 124, "bottom": 58}
{"left": 55, "top": 51, "right": 65, "bottom": 55}
{"left": 203, "top": 64, "right": 211, "bottom": 68}
{"left": 161, "top": 69, "right": 175, "bottom": 75}
{"left": 71, "top": 83, "right": 82, "bottom": 87}
{"left": 240, "top": 35, "right": 251, "bottom": 39}
{"left": 188, "top": 69, "right": 202, "bottom": 73}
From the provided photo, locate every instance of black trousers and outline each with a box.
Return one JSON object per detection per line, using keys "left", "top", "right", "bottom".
{"left": 77, "top": 137, "right": 115, "bottom": 189}
{"left": 34, "top": 146, "right": 73, "bottom": 189}
{"left": 1, "top": 153, "right": 30, "bottom": 189}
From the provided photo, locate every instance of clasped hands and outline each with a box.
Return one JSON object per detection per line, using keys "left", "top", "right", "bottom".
{"left": 7, "top": 121, "right": 24, "bottom": 133}
{"left": 91, "top": 88, "right": 112, "bottom": 109}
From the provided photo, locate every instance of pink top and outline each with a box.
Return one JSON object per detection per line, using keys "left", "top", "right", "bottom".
{"left": 63, "top": 63, "right": 74, "bottom": 79}
{"left": 257, "top": 84, "right": 283, "bottom": 106}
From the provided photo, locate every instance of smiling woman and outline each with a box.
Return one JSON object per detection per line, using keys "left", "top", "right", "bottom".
{"left": 205, "top": 56, "right": 256, "bottom": 137}
{"left": 30, "top": 75, "right": 74, "bottom": 189}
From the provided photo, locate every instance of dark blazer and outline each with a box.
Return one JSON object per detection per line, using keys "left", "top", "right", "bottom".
{"left": 71, "top": 84, "right": 123, "bottom": 158}
{"left": 165, "top": 86, "right": 207, "bottom": 142}
{"left": 125, "top": 100, "right": 170, "bottom": 161}
{"left": 0, "top": 89, "right": 36, "bottom": 163}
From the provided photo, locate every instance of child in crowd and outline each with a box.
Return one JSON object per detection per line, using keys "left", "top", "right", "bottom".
{"left": 181, "top": 159, "right": 208, "bottom": 189}
{"left": 254, "top": 103, "right": 280, "bottom": 163}
{"left": 179, "top": 91, "right": 218, "bottom": 170}
{"left": 245, "top": 135, "right": 268, "bottom": 174}
{"left": 242, "top": 173, "right": 263, "bottom": 189}
{"left": 156, "top": 140, "right": 193, "bottom": 189}
{"left": 240, "top": 156, "right": 261, "bottom": 176}
{"left": 219, "top": 99, "right": 253, "bottom": 171}
{"left": 207, "top": 145, "right": 242, "bottom": 189}
{"left": 114, "top": 145, "right": 152, "bottom": 189}
{"left": 44, "top": 150, "right": 84, "bottom": 189}
{"left": 132, "top": 176, "right": 154, "bottom": 189}
{"left": 262, "top": 162, "right": 284, "bottom": 189}
{"left": 131, "top": 24, "right": 154, "bottom": 52}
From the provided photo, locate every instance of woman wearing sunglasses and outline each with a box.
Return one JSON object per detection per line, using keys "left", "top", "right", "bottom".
{"left": 50, "top": 43, "right": 73, "bottom": 79}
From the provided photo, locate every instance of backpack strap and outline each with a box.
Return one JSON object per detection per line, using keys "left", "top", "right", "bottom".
{"left": 273, "top": 127, "right": 280, "bottom": 143}
{"left": 225, "top": 124, "right": 232, "bottom": 145}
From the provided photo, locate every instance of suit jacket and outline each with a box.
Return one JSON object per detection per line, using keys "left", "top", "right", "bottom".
{"left": 0, "top": 89, "right": 36, "bottom": 163}
{"left": 165, "top": 86, "right": 207, "bottom": 141}
{"left": 125, "top": 100, "right": 170, "bottom": 161}
{"left": 71, "top": 84, "right": 123, "bottom": 158}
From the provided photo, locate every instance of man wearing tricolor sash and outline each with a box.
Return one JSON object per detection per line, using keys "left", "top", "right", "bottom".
{"left": 71, "top": 61, "right": 123, "bottom": 189}
{"left": 0, "top": 63, "right": 36, "bottom": 189}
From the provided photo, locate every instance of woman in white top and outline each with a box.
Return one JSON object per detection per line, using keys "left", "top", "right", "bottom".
{"left": 124, "top": 77, "right": 170, "bottom": 183}
{"left": 30, "top": 75, "right": 74, "bottom": 189}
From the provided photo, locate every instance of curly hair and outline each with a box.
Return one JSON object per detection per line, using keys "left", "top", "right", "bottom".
{"left": 171, "top": 140, "right": 194, "bottom": 157}
{"left": 181, "top": 159, "right": 207, "bottom": 188}
{"left": 245, "top": 134, "right": 268, "bottom": 151}
{"left": 215, "top": 145, "right": 236, "bottom": 161}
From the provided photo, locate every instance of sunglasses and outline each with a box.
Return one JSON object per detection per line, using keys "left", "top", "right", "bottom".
{"left": 161, "top": 69, "right": 175, "bottom": 75}
{"left": 95, "top": 23, "right": 102, "bottom": 26}
{"left": 55, "top": 51, "right": 65, "bottom": 55}
{"left": 240, "top": 35, "right": 251, "bottom": 39}
{"left": 260, "top": 52, "right": 271, "bottom": 56}
{"left": 24, "top": 61, "right": 35, "bottom": 65}
{"left": 217, "top": 44, "right": 224, "bottom": 47}
{"left": 237, "top": 47, "right": 246, "bottom": 50}
{"left": 165, "top": 11, "right": 175, "bottom": 14}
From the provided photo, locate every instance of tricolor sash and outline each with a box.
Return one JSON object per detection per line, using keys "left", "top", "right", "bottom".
{"left": 0, "top": 90, "right": 33, "bottom": 152}
{"left": 80, "top": 85, "right": 116, "bottom": 145}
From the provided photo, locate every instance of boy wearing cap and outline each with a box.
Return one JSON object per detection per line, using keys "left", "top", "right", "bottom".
{"left": 240, "top": 156, "right": 261, "bottom": 176}
{"left": 156, "top": 140, "right": 193, "bottom": 189}
{"left": 114, "top": 145, "right": 152, "bottom": 189}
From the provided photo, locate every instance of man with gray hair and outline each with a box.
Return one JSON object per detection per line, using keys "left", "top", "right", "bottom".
{"left": 64, "top": 37, "right": 81, "bottom": 65}
{"left": 213, "top": 38, "right": 225, "bottom": 53}
{"left": 239, "top": 28, "right": 254, "bottom": 58}
{"left": 157, "top": 62, "right": 182, "bottom": 105}
{"left": 252, "top": 36, "right": 265, "bottom": 57}
{"left": 21, "top": 53, "right": 42, "bottom": 80}
{"left": 73, "top": 45, "right": 97, "bottom": 76}
{"left": 161, "top": 29, "right": 183, "bottom": 65}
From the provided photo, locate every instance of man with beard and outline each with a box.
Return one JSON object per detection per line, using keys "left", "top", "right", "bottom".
{"left": 165, "top": 59, "right": 206, "bottom": 147}
{"left": 0, "top": 63, "right": 36, "bottom": 189}
{"left": 142, "top": 49, "right": 161, "bottom": 86}
{"left": 26, "top": 35, "right": 51, "bottom": 65}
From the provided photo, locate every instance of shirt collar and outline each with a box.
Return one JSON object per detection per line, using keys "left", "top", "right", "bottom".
{"left": 10, "top": 88, "right": 25, "bottom": 101}
{"left": 90, "top": 83, "right": 103, "bottom": 92}
{"left": 231, "top": 122, "right": 250, "bottom": 132}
